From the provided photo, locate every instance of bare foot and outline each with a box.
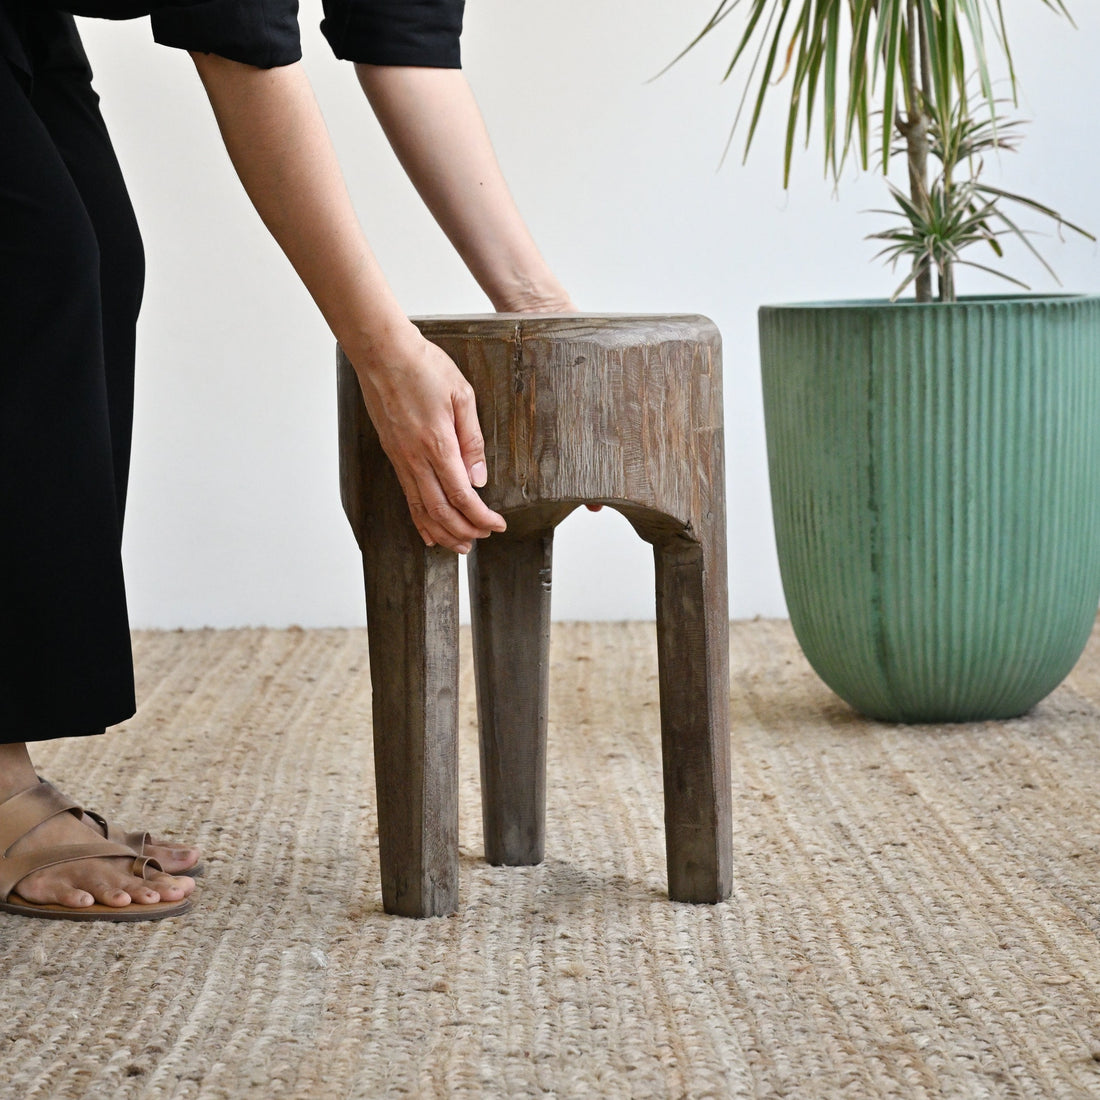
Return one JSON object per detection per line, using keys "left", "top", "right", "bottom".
{"left": 73, "top": 807, "right": 202, "bottom": 875}
{"left": 29, "top": 778, "right": 202, "bottom": 876}
{"left": 9, "top": 799, "right": 196, "bottom": 909}
{"left": 123, "top": 836, "right": 202, "bottom": 877}
{"left": 1, "top": 746, "right": 199, "bottom": 910}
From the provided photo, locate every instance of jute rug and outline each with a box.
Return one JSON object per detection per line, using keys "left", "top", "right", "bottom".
{"left": 3, "top": 620, "right": 1100, "bottom": 1099}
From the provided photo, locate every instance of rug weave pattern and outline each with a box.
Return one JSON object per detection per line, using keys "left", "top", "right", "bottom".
{"left": 3, "top": 621, "right": 1100, "bottom": 1098}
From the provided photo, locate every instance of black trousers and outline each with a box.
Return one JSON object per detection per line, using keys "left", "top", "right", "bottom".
{"left": 0, "top": 16, "right": 141, "bottom": 743}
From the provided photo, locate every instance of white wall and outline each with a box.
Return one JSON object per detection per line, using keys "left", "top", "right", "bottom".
{"left": 76, "top": 2, "right": 1100, "bottom": 628}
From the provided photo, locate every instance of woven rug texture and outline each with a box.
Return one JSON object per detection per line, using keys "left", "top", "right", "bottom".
{"left": 3, "top": 620, "right": 1100, "bottom": 1099}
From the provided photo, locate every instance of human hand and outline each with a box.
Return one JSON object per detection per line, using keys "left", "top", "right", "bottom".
{"left": 494, "top": 290, "right": 577, "bottom": 314}
{"left": 353, "top": 329, "right": 506, "bottom": 553}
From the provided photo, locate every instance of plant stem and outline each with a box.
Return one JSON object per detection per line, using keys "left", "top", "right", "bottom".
{"left": 922, "top": 10, "right": 956, "bottom": 302}
{"left": 903, "top": 0, "right": 933, "bottom": 302}
{"left": 939, "top": 261, "right": 955, "bottom": 302}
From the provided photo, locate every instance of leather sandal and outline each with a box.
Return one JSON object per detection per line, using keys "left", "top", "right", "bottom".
{"left": 37, "top": 778, "right": 203, "bottom": 878}
{"left": 0, "top": 783, "right": 192, "bottom": 922}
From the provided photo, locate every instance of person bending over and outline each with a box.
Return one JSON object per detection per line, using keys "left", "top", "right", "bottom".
{"left": 0, "top": 0, "right": 571, "bottom": 920}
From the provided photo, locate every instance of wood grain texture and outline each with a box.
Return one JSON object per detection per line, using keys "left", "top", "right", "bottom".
{"left": 337, "top": 357, "right": 459, "bottom": 918}
{"left": 338, "top": 315, "right": 732, "bottom": 913}
{"left": 469, "top": 525, "right": 558, "bottom": 866}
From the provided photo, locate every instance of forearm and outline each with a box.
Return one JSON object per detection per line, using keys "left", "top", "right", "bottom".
{"left": 187, "top": 52, "right": 505, "bottom": 551}
{"left": 356, "top": 64, "right": 572, "bottom": 313}
{"left": 189, "top": 53, "right": 421, "bottom": 368}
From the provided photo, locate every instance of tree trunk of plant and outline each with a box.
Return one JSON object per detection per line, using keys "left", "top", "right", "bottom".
{"left": 904, "top": 0, "right": 933, "bottom": 303}
{"left": 938, "top": 263, "right": 955, "bottom": 303}
{"left": 903, "top": 122, "right": 932, "bottom": 302}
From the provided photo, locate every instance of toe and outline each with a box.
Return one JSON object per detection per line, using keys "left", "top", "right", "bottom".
{"left": 90, "top": 882, "right": 134, "bottom": 908}
{"left": 146, "top": 841, "right": 202, "bottom": 875}
{"left": 53, "top": 886, "right": 95, "bottom": 909}
{"left": 15, "top": 872, "right": 100, "bottom": 908}
{"left": 143, "top": 871, "right": 195, "bottom": 902}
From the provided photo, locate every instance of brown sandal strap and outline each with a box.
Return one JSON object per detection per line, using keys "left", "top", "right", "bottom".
{"left": 0, "top": 838, "right": 155, "bottom": 902}
{"left": 37, "top": 781, "right": 149, "bottom": 856}
{"left": 0, "top": 783, "right": 82, "bottom": 856}
{"left": 110, "top": 826, "right": 151, "bottom": 857}
{"left": 82, "top": 809, "right": 150, "bottom": 855}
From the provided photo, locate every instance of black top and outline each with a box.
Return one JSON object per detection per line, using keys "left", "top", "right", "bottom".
{"left": 0, "top": 1, "right": 208, "bottom": 80}
{"left": 1, "top": 0, "right": 465, "bottom": 80}
{"left": 317, "top": 0, "right": 465, "bottom": 68}
{"left": 0, "top": 1, "right": 139, "bottom": 83}
{"left": 152, "top": 0, "right": 465, "bottom": 69}
{"left": 151, "top": 0, "right": 304, "bottom": 68}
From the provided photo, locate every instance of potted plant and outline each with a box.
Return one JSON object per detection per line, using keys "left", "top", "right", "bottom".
{"left": 680, "top": 1, "right": 1100, "bottom": 721}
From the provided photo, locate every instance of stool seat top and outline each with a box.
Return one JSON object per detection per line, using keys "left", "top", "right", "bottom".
{"left": 411, "top": 313, "right": 710, "bottom": 321}
{"left": 411, "top": 312, "right": 718, "bottom": 340}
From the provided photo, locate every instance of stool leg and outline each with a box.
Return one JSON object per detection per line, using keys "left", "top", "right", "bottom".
{"left": 468, "top": 530, "right": 553, "bottom": 865}
{"left": 652, "top": 532, "right": 733, "bottom": 903}
{"left": 338, "top": 349, "right": 459, "bottom": 917}
{"left": 360, "top": 493, "right": 460, "bottom": 919}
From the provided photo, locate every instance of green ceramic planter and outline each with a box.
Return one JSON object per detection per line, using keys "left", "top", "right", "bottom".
{"left": 759, "top": 295, "right": 1100, "bottom": 723}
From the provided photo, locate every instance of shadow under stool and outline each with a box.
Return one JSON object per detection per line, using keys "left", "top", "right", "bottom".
{"left": 337, "top": 314, "right": 732, "bottom": 917}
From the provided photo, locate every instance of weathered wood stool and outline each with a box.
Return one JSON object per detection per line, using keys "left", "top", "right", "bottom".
{"left": 337, "top": 315, "right": 732, "bottom": 917}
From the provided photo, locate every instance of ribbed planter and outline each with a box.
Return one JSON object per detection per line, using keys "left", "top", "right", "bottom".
{"left": 759, "top": 295, "right": 1100, "bottom": 723}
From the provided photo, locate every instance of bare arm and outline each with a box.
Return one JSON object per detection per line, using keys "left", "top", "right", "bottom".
{"left": 188, "top": 53, "right": 504, "bottom": 552}
{"left": 356, "top": 64, "right": 574, "bottom": 313}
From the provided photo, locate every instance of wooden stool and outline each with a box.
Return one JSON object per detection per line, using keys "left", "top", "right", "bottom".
{"left": 337, "top": 315, "right": 732, "bottom": 917}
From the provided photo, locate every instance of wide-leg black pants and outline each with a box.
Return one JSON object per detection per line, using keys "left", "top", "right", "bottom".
{"left": 0, "top": 0, "right": 467, "bottom": 746}
{"left": 0, "top": 14, "right": 142, "bottom": 743}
